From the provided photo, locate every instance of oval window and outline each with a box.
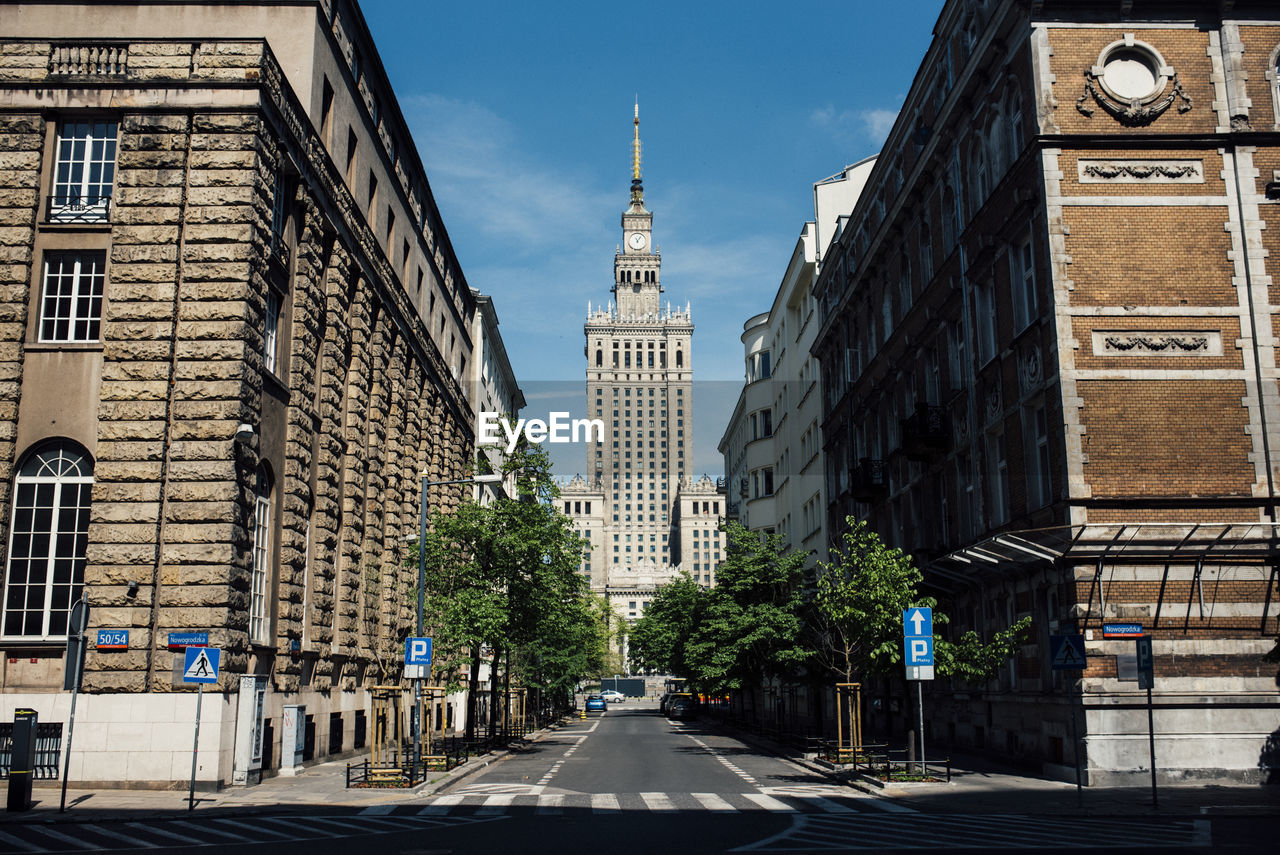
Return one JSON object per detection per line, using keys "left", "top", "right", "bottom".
{"left": 1102, "top": 48, "right": 1158, "bottom": 100}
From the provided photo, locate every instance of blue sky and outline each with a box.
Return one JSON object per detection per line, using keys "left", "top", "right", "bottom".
{"left": 360, "top": 1, "right": 945, "bottom": 474}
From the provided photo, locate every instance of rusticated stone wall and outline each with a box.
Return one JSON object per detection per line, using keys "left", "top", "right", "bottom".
{"left": 0, "top": 38, "right": 477, "bottom": 706}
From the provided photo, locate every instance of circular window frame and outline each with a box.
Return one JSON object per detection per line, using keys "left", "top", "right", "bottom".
{"left": 1092, "top": 38, "right": 1173, "bottom": 104}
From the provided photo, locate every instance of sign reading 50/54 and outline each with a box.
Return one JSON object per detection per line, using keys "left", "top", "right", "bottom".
{"left": 96, "top": 629, "right": 128, "bottom": 650}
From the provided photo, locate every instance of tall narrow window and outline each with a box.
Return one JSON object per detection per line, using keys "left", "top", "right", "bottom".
{"left": 320, "top": 77, "right": 335, "bottom": 147}
{"left": 2, "top": 442, "right": 93, "bottom": 639}
{"left": 985, "top": 429, "right": 1009, "bottom": 525}
{"left": 1025, "top": 402, "right": 1052, "bottom": 508}
{"left": 51, "top": 119, "right": 117, "bottom": 222}
{"left": 1010, "top": 232, "right": 1037, "bottom": 332}
{"left": 263, "top": 290, "right": 281, "bottom": 374}
{"left": 974, "top": 280, "right": 997, "bottom": 363}
{"left": 345, "top": 127, "right": 358, "bottom": 182}
{"left": 40, "top": 251, "right": 105, "bottom": 343}
{"left": 249, "top": 464, "right": 273, "bottom": 645}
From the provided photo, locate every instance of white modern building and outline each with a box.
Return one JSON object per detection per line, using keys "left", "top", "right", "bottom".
{"left": 720, "top": 158, "right": 876, "bottom": 567}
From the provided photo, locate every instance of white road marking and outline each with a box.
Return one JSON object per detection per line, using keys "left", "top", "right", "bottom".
{"left": 640, "top": 792, "right": 678, "bottom": 812}
{"left": 692, "top": 792, "right": 739, "bottom": 812}
{"left": 797, "top": 796, "right": 855, "bottom": 814}
{"left": 476, "top": 793, "right": 515, "bottom": 815}
{"left": 358, "top": 804, "right": 398, "bottom": 815}
{"left": 536, "top": 793, "right": 564, "bottom": 815}
{"left": 591, "top": 792, "right": 620, "bottom": 813}
{"left": 74, "top": 824, "right": 160, "bottom": 849}
{"left": 742, "top": 793, "right": 797, "bottom": 812}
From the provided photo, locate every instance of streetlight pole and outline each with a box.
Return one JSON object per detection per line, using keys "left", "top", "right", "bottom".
{"left": 414, "top": 472, "right": 502, "bottom": 773}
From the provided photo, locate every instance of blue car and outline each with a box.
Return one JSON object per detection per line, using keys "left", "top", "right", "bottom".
{"left": 585, "top": 695, "right": 607, "bottom": 712}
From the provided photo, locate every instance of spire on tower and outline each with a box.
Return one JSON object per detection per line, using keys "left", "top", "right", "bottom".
{"left": 630, "top": 98, "right": 644, "bottom": 208}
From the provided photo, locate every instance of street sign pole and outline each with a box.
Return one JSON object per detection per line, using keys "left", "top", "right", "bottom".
{"left": 1072, "top": 678, "right": 1082, "bottom": 806}
{"left": 188, "top": 682, "right": 203, "bottom": 811}
{"left": 1134, "top": 634, "right": 1157, "bottom": 807}
{"left": 59, "top": 599, "right": 88, "bottom": 812}
{"left": 916, "top": 680, "right": 925, "bottom": 777}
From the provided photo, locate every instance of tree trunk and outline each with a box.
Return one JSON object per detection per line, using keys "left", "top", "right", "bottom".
{"left": 487, "top": 646, "right": 502, "bottom": 740}
{"left": 465, "top": 648, "right": 482, "bottom": 741}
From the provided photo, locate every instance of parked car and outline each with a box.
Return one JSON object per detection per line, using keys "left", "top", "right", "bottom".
{"left": 599, "top": 689, "right": 625, "bottom": 703}
{"left": 667, "top": 696, "right": 696, "bottom": 720}
{"left": 659, "top": 692, "right": 672, "bottom": 714}
{"left": 585, "top": 694, "right": 607, "bottom": 712}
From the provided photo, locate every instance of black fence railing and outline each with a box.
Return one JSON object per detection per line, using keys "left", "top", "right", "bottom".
{"left": 0, "top": 722, "right": 64, "bottom": 780}
{"left": 46, "top": 194, "right": 111, "bottom": 223}
{"left": 816, "top": 740, "right": 951, "bottom": 782}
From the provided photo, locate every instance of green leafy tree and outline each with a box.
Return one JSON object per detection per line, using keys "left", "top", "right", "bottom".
{"left": 628, "top": 574, "right": 705, "bottom": 675}
{"left": 415, "top": 443, "right": 604, "bottom": 737}
{"left": 683, "top": 522, "right": 810, "bottom": 695}
{"left": 812, "top": 518, "right": 1031, "bottom": 683}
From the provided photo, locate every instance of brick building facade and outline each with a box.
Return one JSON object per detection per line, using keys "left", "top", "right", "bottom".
{"left": 0, "top": 1, "right": 484, "bottom": 787}
{"left": 814, "top": 0, "right": 1280, "bottom": 783}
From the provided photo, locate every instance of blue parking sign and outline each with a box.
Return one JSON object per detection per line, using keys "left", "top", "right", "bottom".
{"left": 905, "top": 636, "right": 934, "bottom": 666}
{"left": 405, "top": 637, "right": 433, "bottom": 665}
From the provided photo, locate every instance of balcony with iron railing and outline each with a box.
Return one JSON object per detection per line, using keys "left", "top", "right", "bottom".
{"left": 901, "top": 404, "right": 951, "bottom": 460}
{"left": 850, "top": 457, "right": 887, "bottom": 502}
{"left": 46, "top": 194, "right": 111, "bottom": 224}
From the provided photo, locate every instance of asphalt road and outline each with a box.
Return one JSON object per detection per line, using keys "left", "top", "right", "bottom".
{"left": 1, "top": 700, "right": 1272, "bottom": 854}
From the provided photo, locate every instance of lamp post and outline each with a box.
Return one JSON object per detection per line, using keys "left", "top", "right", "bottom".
{"left": 414, "top": 471, "right": 502, "bottom": 770}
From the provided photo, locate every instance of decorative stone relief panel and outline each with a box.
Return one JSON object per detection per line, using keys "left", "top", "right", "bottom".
{"left": 1077, "top": 159, "right": 1204, "bottom": 183}
{"left": 1091, "top": 330, "right": 1222, "bottom": 356}
{"left": 1018, "top": 342, "right": 1043, "bottom": 396}
{"left": 983, "top": 383, "right": 1002, "bottom": 426}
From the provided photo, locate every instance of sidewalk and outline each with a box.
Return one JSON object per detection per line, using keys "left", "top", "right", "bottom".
{"left": 709, "top": 719, "right": 1279, "bottom": 817}
{"left": 0, "top": 722, "right": 563, "bottom": 825}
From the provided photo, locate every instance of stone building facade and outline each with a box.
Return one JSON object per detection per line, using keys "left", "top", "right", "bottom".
{"left": 0, "top": 0, "right": 485, "bottom": 787}
{"left": 813, "top": 0, "right": 1280, "bottom": 783}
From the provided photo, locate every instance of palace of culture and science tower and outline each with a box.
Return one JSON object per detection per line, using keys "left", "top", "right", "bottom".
{"left": 561, "top": 107, "right": 725, "bottom": 643}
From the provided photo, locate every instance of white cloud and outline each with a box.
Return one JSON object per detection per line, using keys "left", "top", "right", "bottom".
{"left": 808, "top": 104, "right": 901, "bottom": 148}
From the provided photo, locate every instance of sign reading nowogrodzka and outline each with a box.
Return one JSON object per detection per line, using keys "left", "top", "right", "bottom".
{"left": 477, "top": 412, "right": 604, "bottom": 454}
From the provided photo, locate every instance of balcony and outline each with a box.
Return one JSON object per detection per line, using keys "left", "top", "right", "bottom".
{"left": 901, "top": 404, "right": 950, "bottom": 460}
{"left": 46, "top": 194, "right": 110, "bottom": 224}
{"left": 850, "top": 458, "right": 887, "bottom": 502}
{"left": 268, "top": 236, "right": 291, "bottom": 276}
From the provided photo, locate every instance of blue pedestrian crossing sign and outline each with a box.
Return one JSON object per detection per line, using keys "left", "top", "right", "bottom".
{"left": 1049, "top": 634, "right": 1087, "bottom": 670}
{"left": 182, "top": 646, "right": 221, "bottom": 684}
{"left": 405, "top": 637, "right": 433, "bottom": 666}
{"left": 903, "top": 607, "right": 932, "bottom": 637}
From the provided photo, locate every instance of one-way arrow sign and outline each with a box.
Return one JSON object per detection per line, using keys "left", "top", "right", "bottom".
{"left": 903, "top": 607, "right": 932, "bottom": 637}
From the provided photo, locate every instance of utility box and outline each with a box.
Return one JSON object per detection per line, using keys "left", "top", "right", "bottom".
{"left": 6, "top": 709, "right": 38, "bottom": 812}
{"left": 233, "top": 676, "right": 266, "bottom": 786}
{"left": 280, "top": 705, "right": 305, "bottom": 775}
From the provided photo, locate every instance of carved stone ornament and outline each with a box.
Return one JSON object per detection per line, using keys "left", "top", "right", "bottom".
{"left": 1019, "top": 343, "right": 1043, "bottom": 395}
{"left": 1103, "top": 334, "right": 1208, "bottom": 352}
{"left": 983, "top": 383, "right": 1002, "bottom": 426}
{"left": 1076, "top": 69, "right": 1192, "bottom": 126}
{"left": 1078, "top": 160, "right": 1202, "bottom": 182}
{"left": 955, "top": 411, "right": 970, "bottom": 444}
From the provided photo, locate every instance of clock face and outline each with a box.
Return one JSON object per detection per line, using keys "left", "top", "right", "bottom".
{"left": 628, "top": 232, "right": 647, "bottom": 250}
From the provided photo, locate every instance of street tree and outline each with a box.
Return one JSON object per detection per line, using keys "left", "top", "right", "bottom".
{"left": 683, "top": 522, "right": 809, "bottom": 696}
{"left": 628, "top": 574, "right": 704, "bottom": 675}
{"left": 811, "top": 518, "right": 1031, "bottom": 683}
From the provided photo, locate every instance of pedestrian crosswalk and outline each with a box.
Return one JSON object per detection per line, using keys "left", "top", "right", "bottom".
{"left": 0, "top": 812, "right": 502, "bottom": 853}
{"left": 732, "top": 813, "right": 1213, "bottom": 851}
{"left": 352, "top": 789, "right": 886, "bottom": 817}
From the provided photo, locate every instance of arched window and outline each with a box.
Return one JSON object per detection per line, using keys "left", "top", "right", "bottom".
{"left": 595, "top": 349, "right": 602, "bottom": 367}
{"left": 675, "top": 349, "right": 683, "bottom": 368}
{"left": 249, "top": 463, "right": 273, "bottom": 645}
{"left": 1006, "top": 88, "right": 1024, "bottom": 163}
{"left": 942, "top": 184, "right": 959, "bottom": 251}
{"left": 2, "top": 441, "right": 93, "bottom": 638}
{"left": 969, "top": 136, "right": 988, "bottom": 214}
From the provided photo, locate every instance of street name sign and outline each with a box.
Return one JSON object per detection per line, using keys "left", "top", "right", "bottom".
{"left": 1103, "top": 623, "right": 1143, "bottom": 638}
{"left": 182, "top": 646, "right": 221, "bottom": 684}
{"left": 167, "top": 632, "right": 209, "bottom": 649}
